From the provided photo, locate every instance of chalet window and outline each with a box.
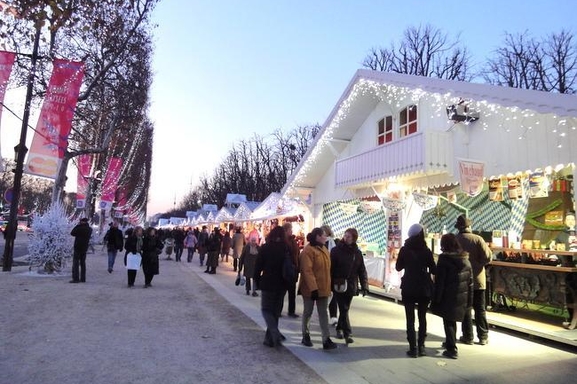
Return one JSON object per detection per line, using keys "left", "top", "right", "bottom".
{"left": 377, "top": 115, "right": 393, "bottom": 145}
{"left": 399, "top": 105, "right": 417, "bottom": 137}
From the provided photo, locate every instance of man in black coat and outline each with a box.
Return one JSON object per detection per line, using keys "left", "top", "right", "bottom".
{"left": 70, "top": 218, "right": 93, "bottom": 283}
{"left": 104, "top": 221, "right": 124, "bottom": 273}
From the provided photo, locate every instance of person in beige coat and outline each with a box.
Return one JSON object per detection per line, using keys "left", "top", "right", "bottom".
{"left": 299, "top": 227, "right": 337, "bottom": 350}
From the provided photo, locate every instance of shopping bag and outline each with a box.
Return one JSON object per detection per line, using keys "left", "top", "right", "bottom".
{"left": 126, "top": 252, "right": 142, "bottom": 270}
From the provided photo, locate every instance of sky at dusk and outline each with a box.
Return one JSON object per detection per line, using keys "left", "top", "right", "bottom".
{"left": 1, "top": 0, "right": 576, "bottom": 218}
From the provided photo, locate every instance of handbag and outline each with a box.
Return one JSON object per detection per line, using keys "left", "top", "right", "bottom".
{"left": 333, "top": 278, "right": 347, "bottom": 293}
{"left": 235, "top": 274, "right": 241, "bottom": 286}
{"left": 240, "top": 276, "right": 246, "bottom": 286}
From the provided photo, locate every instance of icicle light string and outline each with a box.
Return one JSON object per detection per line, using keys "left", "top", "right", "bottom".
{"left": 287, "top": 78, "right": 577, "bottom": 193}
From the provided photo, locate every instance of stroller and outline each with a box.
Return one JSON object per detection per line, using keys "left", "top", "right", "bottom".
{"left": 164, "top": 237, "right": 175, "bottom": 260}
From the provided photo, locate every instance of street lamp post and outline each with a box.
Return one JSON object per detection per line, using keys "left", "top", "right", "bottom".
{"left": 2, "top": 27, "right": 41, "bottom": 272}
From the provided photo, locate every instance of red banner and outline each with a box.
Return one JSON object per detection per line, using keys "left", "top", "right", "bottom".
{"left": 0, "top": 51, "right": 16, "bottom": 171}
{"left": 99, "top": 157, "right": 123, "bottom": 211}
{"left": 25, "top": 59, "right": 84, "bottom": 179}
{"left": 76, "top": 154, "right": 92, "bottom": 209}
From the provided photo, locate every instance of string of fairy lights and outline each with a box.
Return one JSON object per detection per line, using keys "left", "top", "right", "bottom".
{"left": 286, "top": 77, "right": 577, "bottom": 196}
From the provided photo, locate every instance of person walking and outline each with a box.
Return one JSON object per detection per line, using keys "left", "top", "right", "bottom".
{"left": 70, "top": 218, "right": 93, "bottom": 283}
{"left": 205, "top": 227, "right": 223, "bottom": 274}
{"left": 173, "top": 227, "right": 185, "bottom": 262}
{"left": 124, "top": 226, "right": 143, "bottom": 287}
{"left": 220, "top": 230, "right": 232, "bottom": 263}
{"left": 104, "top": 221, "right": 124, "bottom": 273}
{"left": 231, "top": 227, "right": 245, "bottom": 272}
{"left": 283, "top": 222, "right": 300, "bottom": 317}
{"left": 321, "top": 224, "right": 339, "bottom": 326}
{"left": 454, "top": 214, "right": 492, "bottom": 345}
{"left": 431, "top": 233, "right": 473, "bottom": 359}
{"left": 299, "top": 227, "right": 337, "bottom": 350}
{"left": 396, "top": 223, "right": 436, "bottom": 357}
{"left": 141, "top": 227, "right": 164, "bottom": 287}
{"left": 330, "top": 228, "right": 369, "bottom": 344}
{"left": 184, "top": 229, "right": 198, "bottom": 263}
{"left": 197, "top": 226, "right": 209, "bottom": 266}
{"left": 254, "top": 226, "right": 290, "bottom": 347}
{"left": 239, "top": 236, "right": 260, "bottom": 296}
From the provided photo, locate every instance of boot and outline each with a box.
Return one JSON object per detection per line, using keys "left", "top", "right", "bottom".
{"left": 418, "top": 344, "right": 426, "bottom": 356}
{"left": 406, "top": 329, "right": 417, "bottom": 358}
{"left": 301, "top": 334, "right": 313, "bottom": 347}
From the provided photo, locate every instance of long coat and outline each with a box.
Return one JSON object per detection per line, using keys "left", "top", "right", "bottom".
{"left": 330, "top": 242, "right": 368, "bottom": 296}
{"left": 456, "top": 229, "right": 492, "bottom": 290}
{"left": 298, "top": 244, "right": 331, "bottom": 298}
{"left": 431, "top": 251, "right": 473, "bottom": 322}
{"left": 239, "top": 244, "right": 259, "bottom": 278}
{"left": 396, "top": 236, "right": 436, "bottom": 299}
{"left": 141, "top": 235, "right": 163, "bottom": 276}
{"left": 254, "top": 240, "right": 289, "bottom": 292}
{"left": 232, "top": 232, "right": 245, "bottom": 259}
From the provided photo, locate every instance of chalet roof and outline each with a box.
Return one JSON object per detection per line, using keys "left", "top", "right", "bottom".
{"left": 282, "top": 69, "right": 577, "bottom": 196}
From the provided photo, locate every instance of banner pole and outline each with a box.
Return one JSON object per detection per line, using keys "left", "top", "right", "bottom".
{"left": 2, "top": 26, "right": 41, "bottom": 272}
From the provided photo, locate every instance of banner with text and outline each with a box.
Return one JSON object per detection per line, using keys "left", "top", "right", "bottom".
{"left": 25, "top": 59, "right": 84, "bottom": 179}
{"left": 0, "top": 51, "right": 16, "bottom": 172}
{"left": 458, "top": 159, "right": 485, "bottom": 197}
{"left": 99, "top": 157, "right": 123, "bottom": 211}
{"left": 76, "top": 154, "right": 92, "bottom": 209}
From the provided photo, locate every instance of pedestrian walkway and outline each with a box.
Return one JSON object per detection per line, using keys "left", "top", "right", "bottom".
{"left": 1, "top": 249, "right": 576, "bottom": 384}
{"left": 185, "top": 258, "right": 577, "bottom": 384}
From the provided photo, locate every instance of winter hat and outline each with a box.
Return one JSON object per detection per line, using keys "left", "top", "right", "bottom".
{"left": 407, "top": 223, "right": 424, "bottom": 238}
{"left": 454, "top": 214, "right": 472, "bottom": 229}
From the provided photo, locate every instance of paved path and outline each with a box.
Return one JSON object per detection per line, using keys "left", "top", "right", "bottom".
{"left": 1, "top": 249, "right": 576, "bottom": 384}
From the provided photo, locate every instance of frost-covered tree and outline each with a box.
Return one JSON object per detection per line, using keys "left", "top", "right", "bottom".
{"left": 27, "top": 203, "right": 74, "bottom": 274}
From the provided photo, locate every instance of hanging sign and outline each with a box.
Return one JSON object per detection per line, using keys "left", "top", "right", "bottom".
{"left": 458, "top": 159, "right": 484, "bottom": 197}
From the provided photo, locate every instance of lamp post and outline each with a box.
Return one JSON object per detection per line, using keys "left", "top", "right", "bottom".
{"left": 2, "top": 27, "right": 40, "bottom": 272}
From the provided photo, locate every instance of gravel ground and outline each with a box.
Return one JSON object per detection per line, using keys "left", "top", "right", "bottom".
{"left": 0, "top": 249, "right": 326, "bottom": 384}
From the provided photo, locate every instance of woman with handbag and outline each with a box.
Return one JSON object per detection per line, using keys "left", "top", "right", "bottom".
{"left": 299, "top": 227, "right": 337, "bottom": 350}
{"left": 330, "top": 228, "right": 369, "bottom": 344}
{"left": 396, "top": 223, "right": 436, "bottom": 357}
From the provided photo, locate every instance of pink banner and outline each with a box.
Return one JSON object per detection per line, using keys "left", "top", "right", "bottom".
{"left": 25, "top": 59, "right": 84, "bottom": 179}
{"left": 0, "top": 51, "right": 16, "bottom": 170}
{"left": 76, "top": 154, "right": 92, "bottom": 209}
{"left": 99, "top": 157, "right": 123, "bottom": 211}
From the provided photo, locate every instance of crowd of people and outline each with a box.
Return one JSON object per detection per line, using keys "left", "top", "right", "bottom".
{"left": 69, "top": 214, "right": 492, "bottom": 358}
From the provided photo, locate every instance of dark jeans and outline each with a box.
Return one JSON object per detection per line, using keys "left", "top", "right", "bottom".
{"left": 186, "top": 247, "right": 194, "bottom": 262}
{"left": 287, "top": 279, "right": 297, "bottom": 315}
{"left": 462, "top": 289, "right": 489, "bottom": 341}
{"left": 335, "top": 292, "right": 354, "bottom": 336}
{"left": 261, "top": 290, "right": 287, "bottom": 344}
{"left": 233, "top": 258, "right": 238, "bottom": 271}
{"left": 443, "top": 319, "right": 458, "bottom": 352}
{"left": 127, "top": 270, "right": 137, "bottom": 286}
{"left": 402, "top": 295, "right": 430, "bottom": 347}
{"left": 72, "top": 250, "right": 87, "bottom": 282}
{"left": 174, "top": 246, "right": 184, "bottom": 261}
{"left": 329, "top": 294, "right": 338, "bottom": 318}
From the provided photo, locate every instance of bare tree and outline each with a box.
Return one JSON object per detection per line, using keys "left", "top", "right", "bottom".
{"left": 362, "top": 24, "right": 473, "bottom": 81}
{"left": 484, "top": 30, "right": 576, "bottom": 94}
{"left": 176, "top": 124, "right": 320, "bottom": 212}
{"left": 1, "top": 0, "right": 157, "bottom": 221}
